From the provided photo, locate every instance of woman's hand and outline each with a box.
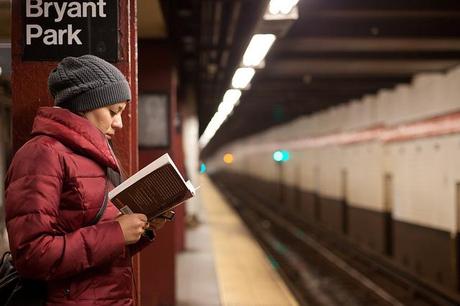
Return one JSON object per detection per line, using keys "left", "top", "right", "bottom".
{"left": 116, "top": 213, "right": 148, "bottom": 245}
{"left": 149, "top": 218, "right": 167, "bottom": 231}
{"left": 148, "top": 211, "right": 174, "bottom": 231}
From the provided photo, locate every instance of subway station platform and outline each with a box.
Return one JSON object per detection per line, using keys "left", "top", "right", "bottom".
{"left": 176, "top": 175, "right": 298, "bottom": 306}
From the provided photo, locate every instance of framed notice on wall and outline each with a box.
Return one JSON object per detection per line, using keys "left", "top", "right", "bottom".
{"left": 138, "top": 93, "right": 170, "bottom": 148}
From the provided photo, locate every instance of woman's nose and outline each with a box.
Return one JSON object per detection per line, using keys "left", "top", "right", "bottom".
{"left": 113, "top": 114, "right": 123, "bottom": 129}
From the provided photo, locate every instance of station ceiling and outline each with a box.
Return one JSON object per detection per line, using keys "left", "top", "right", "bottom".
{"left": 2, "top": 1, "right": 460, "bottom": 158}
{"left": 159, "top": 0, "right": 460, "bottom": 158}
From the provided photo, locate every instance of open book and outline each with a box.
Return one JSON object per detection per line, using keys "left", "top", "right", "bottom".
{"left": 109, "top": 153, "right": 197, "bottom": 221}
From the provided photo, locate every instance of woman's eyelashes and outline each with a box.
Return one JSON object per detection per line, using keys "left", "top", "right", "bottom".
{"left": 110, "top": 106, "right": 125, "bottom": 117}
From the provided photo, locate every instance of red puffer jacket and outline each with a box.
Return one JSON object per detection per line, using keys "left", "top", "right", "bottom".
{"left": 5, "top": 107, "right": 143, "bottom": 305}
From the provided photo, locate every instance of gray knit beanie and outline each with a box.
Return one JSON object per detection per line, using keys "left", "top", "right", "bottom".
{"left": 48, "top": 55, "right": 131, "bottom": 112}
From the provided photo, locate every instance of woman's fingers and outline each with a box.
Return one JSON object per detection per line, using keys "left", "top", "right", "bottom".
{"left": 116, "top": 213, "right": 149, "bottom": 245}
{"left": 136, "top": 213, "right": 148, "bottom": 223}
{"left": 149, "top": 218, "right": 167, "bottom": 230}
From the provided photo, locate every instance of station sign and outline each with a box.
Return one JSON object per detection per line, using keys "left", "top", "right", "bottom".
{"left": 22, "top": 0, "right": 119, "bottom": 62}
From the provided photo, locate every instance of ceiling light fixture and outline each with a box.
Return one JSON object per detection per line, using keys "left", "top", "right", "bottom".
{"left": 199, "top": 89, "right": 242, "bottom": 149}
{"left": 268, "top": 0, "right": 299, "bottom": 15}
{"left": 199, "top": 112, "right": 226, "bottom": 148}
{"left": 218, "top": 100, "right": 235, "bottom": 116}
{"left": 223, "top": 89, "right": 242, "bottom": 105}
{"left": 199, "top": 12, "right": 283, "bottom": 150}
{"left": 242, "top": 34, "right": 276, "bottom": 67}
{"left": 232, "top": 67, "right": 255, "bottom": 89}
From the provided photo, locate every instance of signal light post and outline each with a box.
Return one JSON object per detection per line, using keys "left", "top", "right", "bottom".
{"left": 273, "top": 150, "right": 289, "bottom": 204}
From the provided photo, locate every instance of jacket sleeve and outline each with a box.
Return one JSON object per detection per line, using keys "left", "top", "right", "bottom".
{"left": 5, "top": 143, "right": 126, "bottom": 281}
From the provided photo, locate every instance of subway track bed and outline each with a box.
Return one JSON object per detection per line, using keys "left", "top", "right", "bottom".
{"left": 211, "top": 174, "right": 460, "bottom": 306}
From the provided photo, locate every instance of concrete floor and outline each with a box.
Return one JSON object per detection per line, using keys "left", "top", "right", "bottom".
{"left": 176, "top": 216, "right": 221, "bottom": 306}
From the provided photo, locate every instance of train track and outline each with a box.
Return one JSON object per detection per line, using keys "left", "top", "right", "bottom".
{"left": 213, "top": 177, "right": 460, "bottom": 306}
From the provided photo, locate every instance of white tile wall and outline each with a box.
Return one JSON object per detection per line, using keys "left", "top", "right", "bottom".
{"left": 211, "top": 65, "right": 460, "bottom": 233}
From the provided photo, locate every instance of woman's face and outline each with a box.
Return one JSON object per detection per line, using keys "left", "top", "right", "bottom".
{"left": 83, "top": 102, "right": 127, "bottom": 140}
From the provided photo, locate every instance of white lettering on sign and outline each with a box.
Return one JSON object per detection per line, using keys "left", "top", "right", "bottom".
{"left": 26, "top": 25, "right": 42, "bottom": 45}
{"left": 26, "top": 0, "right": 106, "bottom": 22}
{"left": 26, "top": 24, "right": 82, "bottom": 45}
{"left": 25, "top": 0, "right": 107, "bottom": 45}
{"left": 26, "top": 1, "right": 41, "bottom": 18}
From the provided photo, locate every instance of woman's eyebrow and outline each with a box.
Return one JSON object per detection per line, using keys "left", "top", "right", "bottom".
{"left": 113, "top": 105, "right": 124, "bottom": 113}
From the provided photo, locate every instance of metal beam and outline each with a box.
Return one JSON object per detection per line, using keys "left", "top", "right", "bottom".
{"left": 267, "top": 59, "right": 460, "bottom": 77}
{"left": 252, "top": 77, "right": 409, "bottom": 92}
{"left": 275, "top": 37, "right": 460, "bottom": 53}
{"left": 300, "top": 10, "right": 460, "bottom": 19}
{"left": 289, "top": 18, "right": 460, "bottom": 38}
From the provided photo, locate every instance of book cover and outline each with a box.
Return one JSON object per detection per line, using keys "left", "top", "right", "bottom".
{"left": 108, "top": 153, "right": 197, "bottom": 220}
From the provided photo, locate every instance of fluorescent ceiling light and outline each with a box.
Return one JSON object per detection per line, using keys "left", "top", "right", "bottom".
{"left": 200, "top": 34, "right": 275, "bottom": 149}
{"left": 199, "top": 111, "right": 228, "bottom": 148}
{"left": 232, "top": 67, "right": 255, "bottom": 89}
{"left": 268, "top": 0, "right": 299, "bottom": 15}
{"left": 218, "top": 101, "right": 235, "bottom": 116}
{"left": 242, "top": 34, "right": 276, "bottom": 67}
{"left": 208, "top": 112, "right": 226, "bottom": 134}
{"left": 212, "top": 111, "right": 227, "bottom": 126}
{"left": 199, "top": 135, "right": 210, "bottom": 148}
{"left": 199, "top": 89, "right": 242, "bottom": 149}
{"left": 223, "top": 89, "right": 242, "bottom": 105}
{"left": 199, "top": 128, "right": 216, "bottom": 148}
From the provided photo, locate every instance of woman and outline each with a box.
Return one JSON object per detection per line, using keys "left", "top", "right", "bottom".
{"left": 5, "top": 55, "right": 164, "bottom": 305}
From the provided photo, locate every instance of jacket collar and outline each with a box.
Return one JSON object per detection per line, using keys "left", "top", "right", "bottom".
{"left": 31, "top": 107, "right": 118, "bottom": 170}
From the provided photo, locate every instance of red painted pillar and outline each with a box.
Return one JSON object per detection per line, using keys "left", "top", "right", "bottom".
{"left": 137, "top": 40, "right": 186, "bottom": 306}
{"left": 11, "top": 0, "right": 140, "bottom": 302}
{"left": 174, "top": 98, "right": 186, "bottom": 253}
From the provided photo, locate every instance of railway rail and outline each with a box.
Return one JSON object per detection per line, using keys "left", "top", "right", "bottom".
{"left": 213, "top": 176, "right": 460, "bottom": 306}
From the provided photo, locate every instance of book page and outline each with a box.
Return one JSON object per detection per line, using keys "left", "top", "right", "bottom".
{"left": 110, "top": 153, "right": 170, "bottom": 199}
{"left": 111, "top": 164, "right": 194, "bottom": 219}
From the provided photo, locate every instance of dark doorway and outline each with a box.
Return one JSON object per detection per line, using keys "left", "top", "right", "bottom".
{"left": 341, "top": 169, "right": 348, "bottom": 235}
{"left": 383, "top": 173, "right": 394, "bottom": 256}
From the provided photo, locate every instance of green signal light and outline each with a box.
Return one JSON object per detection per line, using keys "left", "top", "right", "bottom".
{"left": 273, "top": 150, "right": 290, "bottom": 163}
{"left": 200, "top": 163, "right": 207, "bottom": 173}
{"left": 281, "top": 150, "right": 290, "bottom": 161}
{"left": 273, "top": 151, "right": 283, "bottom": 162}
